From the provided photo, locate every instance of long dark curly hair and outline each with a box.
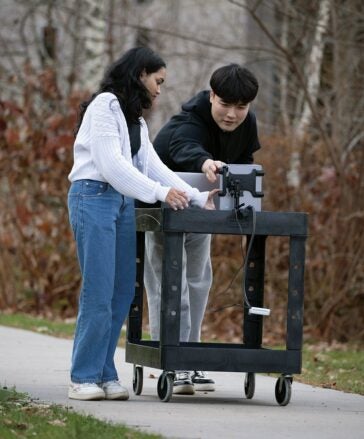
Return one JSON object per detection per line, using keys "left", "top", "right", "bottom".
{"left": 75, "top": 47, "right": 166, "bottom": 134}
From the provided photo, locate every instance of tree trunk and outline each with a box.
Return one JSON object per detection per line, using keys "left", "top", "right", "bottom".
{"left": 81, "top": 0, "right": 107, "bottom": 91}
{"left": 294, "top": 0, "right": 331, "bottom": 138}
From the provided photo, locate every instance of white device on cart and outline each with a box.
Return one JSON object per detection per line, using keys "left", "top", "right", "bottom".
{"left": 176, "top": 164, "right": 264, "bottom": 211}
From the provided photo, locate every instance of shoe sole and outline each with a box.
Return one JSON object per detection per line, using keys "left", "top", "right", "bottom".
{"left": 194, "top": 383, "right": 215, "bottom": 391}
{"left": 68, "top": 391, "right": 105, "bottom": 401}
{"left": 104, "top": 392, "right": 129, "bottom": 401}
{"left": 173, "top": 385, "right": 195, "bottom": 395}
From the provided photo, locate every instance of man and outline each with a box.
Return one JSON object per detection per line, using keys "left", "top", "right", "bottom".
{"left": 144, "top": 63, "right": 261, "bottom": 394}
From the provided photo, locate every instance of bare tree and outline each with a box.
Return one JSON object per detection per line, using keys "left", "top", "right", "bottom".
{"left": 79, "top": 0, "right": 107, "bottom": 91}
{"left": 295, "top": 0, "right": 331, "bottom": 138}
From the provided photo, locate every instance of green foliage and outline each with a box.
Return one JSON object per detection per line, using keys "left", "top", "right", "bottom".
{"left": 0, "top": 387, "right": 162, "bottom": 439}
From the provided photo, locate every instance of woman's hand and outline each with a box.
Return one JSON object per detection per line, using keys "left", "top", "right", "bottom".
{"left": 165, "top": 188, "right": 190, "bottom": 210}
{"left": 204, "top": 188, "right": 220, "bottom": 210}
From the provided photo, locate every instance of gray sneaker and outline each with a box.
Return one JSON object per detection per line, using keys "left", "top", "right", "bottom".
{"left": 173, "top": 371, "right": 195, "bottom": 395}
{"left": 191, "top": 371, "right": 215, "bottom": 391}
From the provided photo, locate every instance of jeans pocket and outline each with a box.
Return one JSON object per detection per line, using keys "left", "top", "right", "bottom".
{"left": 82, "top": 181, "right": 108, "bottom": 197}
{"left": 68, "top": 195, "right": 79, "bottom": 238}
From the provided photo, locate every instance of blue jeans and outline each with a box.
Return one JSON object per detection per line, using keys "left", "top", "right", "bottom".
{"left": 68, "top": 180, "right": 136, "bottom": 383}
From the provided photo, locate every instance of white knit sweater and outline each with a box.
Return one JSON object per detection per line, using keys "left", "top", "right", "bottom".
{"left": 68, "top": 92, "right": 208, "bottom": 207}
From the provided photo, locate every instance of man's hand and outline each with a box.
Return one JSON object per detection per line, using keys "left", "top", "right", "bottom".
{"left": 165, "top": 188, "right": 190, "bottom": 210}
{"left": 201, "top": 159, "right": 225, "bottom": 182}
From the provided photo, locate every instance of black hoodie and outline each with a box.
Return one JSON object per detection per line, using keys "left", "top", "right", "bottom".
{"left": 153, "top": 90, "right": 261, "bottom": 172}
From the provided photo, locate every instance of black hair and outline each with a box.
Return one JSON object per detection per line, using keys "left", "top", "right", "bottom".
{"left": 209, "top": 64, "right": 258, "bottom": 104}
{"left": 75, "top": 47, "right": 166, "bottom": 134}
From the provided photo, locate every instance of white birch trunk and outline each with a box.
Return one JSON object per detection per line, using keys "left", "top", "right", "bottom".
{"left": 288, "top": 0, "right": 331, "bottom": 188}
{"left": 295, "top": 0, "right": 331, "bottom": 138}
{"left": 279, "top": 0, "right": 290, "bottom": 134}
{"left": 81, "top": 0, "right": 107, "bottom": 91}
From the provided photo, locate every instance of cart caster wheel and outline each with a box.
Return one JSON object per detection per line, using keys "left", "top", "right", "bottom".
{"left": 157, "top": 372, "right": 174, "bottom": 402}
{"left": 133, "top": 365, "right": 143, "bottom": 395}
{"left": 275, "top": 376, "right": 292, "bottom": 406}
{"left": 244, "top": 372, "right": 255, "bottom": 399}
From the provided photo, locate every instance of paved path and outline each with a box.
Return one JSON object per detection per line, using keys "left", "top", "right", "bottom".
{"left": 0, "top": 326, "right": 363, "bottom": 438}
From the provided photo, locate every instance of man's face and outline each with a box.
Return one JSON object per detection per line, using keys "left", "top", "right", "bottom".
{"left": 210, "top": 91, "right": 250, "bottom": 132}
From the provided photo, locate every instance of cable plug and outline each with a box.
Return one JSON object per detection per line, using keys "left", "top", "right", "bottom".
{"left": 248, "top": 307, "right": 271, "bottom": 316}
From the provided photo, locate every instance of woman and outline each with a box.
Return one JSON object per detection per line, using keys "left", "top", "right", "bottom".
{"left": 67, "top": 47, "right": 215, "bottom": 401}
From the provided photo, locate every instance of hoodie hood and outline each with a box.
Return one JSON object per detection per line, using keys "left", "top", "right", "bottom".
{"left": 181, "top": 90, "right": 215, "bottom": 125}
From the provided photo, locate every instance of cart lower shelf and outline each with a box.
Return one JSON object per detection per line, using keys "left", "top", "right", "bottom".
{"left": 132, "top": 364, "right": 293, "bottom": 405}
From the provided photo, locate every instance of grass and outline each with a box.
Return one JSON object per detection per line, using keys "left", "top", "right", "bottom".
{"left": 297, "top": 343, "right": 364, "bottom": 394}
{"left": 265, "top": 342, "right": 364, "bottom": 395}
{"left": 0, "top": 387, "right": 162, "bottom": 439}
{"left": 0, "top": 312, "right": 127, "bottom": 344}
{"left": 0, "top": 312, "right": 76, "bottom": 339}
{"left": 1, "top": 312, "right": 363, "bottom": 395}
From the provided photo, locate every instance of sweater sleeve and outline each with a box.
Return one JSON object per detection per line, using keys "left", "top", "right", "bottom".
{"left": 89, "top": 94, "right": 170, "bottom": 203}
{"left": 147, "top": 140, "right": 209, "bottom": 208}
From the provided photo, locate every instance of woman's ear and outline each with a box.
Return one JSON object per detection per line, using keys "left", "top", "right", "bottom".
{"left": 140, "top": 69, "right": 147, "bottom": 81}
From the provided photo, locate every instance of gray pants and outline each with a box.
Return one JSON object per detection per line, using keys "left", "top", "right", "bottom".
{"left": 144, "top": 231, "right": 212, "bottom": 342}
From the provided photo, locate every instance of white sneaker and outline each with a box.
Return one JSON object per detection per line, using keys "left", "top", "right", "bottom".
{"left": 101, "top": 380, "right": 129, "bottom": 400}
{"left": 68, "top": 382, "right": 105, "bottom": 401}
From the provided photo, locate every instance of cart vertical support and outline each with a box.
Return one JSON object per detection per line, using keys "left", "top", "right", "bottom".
{"left": 160, "top": 231, "right": 184, "bottom": 358}
{"left": 243, "top": 235, "right": 266, "bottom": 348}
{"left": 286, "top": 235, "right": 306, "bottom": 351}
{"left": 128, "top": 231, "right": 145, "bottom": 342}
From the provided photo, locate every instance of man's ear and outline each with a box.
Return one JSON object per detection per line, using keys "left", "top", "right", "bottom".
{"left": 209, "top": 90, "right": 215, "bottom": 104}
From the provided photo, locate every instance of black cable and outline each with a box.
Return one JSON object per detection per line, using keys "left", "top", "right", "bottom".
{"left": 234, "top": 205, "right": 257, "bottom": 310}
{"left": 207, "top": 205, "right": 257, "bottom": 314}
{"left": 211, "top": 251, "right": 245, "bottom": 299}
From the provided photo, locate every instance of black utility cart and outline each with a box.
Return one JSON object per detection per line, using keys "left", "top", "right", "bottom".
{"left": 126, "top": 207, "right": 308, "bottom": 405}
